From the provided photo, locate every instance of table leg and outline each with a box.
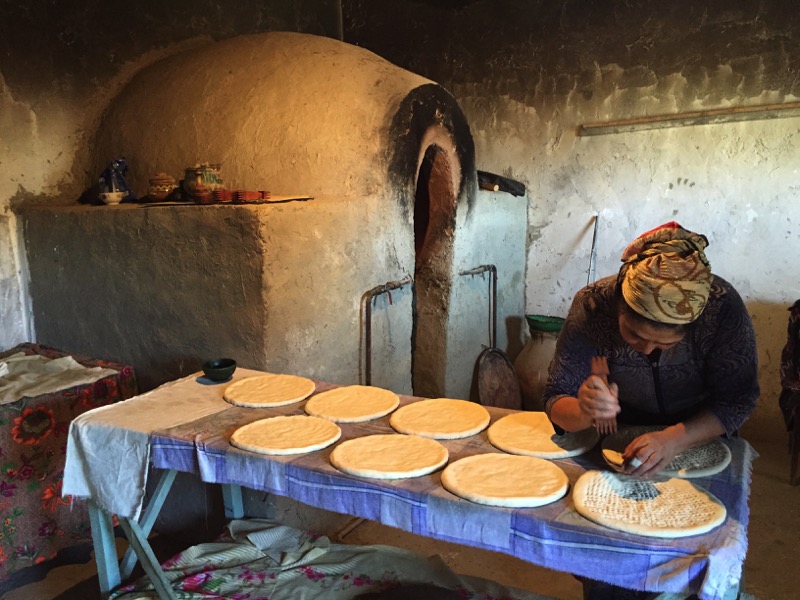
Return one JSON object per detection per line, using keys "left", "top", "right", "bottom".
{"left": 222, "top": 483, "right": 244, "bottom": 519}
{"left": 88, "top": 501, "right": 121, "bottom": 597}
{"left": 120, "top": 469, "right": 178, "bottom": 579}
{"left": 118, "top": 518, "right": 177, "bottom": 600}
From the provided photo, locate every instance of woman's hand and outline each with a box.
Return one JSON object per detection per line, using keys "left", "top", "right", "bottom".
{"left": 577, "top": 375, "right": 620, "bottom": 421}
{"left": 622, "top": 429, "right": 681, "bottom": 478}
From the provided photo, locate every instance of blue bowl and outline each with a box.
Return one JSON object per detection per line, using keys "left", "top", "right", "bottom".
{"left": 202, "top": 358, "right": 237, "bottom": 382}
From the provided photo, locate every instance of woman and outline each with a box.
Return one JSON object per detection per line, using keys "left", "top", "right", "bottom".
{"left": 544, "top": 222, "right": 759, "bottom": 478}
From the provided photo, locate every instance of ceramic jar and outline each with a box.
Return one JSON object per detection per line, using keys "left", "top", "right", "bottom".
{"left": 182, "top": 163, "right": 224, "bottom": 204}
{"left": 513, "top": 315, "right": 565, "bottom": 411}
{"left": 147, "top": 172, "right": 177, "bottom": 201}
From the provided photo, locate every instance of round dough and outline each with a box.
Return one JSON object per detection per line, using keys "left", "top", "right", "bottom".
{"left": 224, "top": 373, "right": 316, "bottom": 408}
{"left": 601, "top": 449, "right": 642, "bottom": 471}
{"left": 389, "top": 398, "right": 490, "bottom": 439}
{"left": 442, "top": 453, "right": 569, "bottom": 508}
{"left": 573, "top": 470, "right": 727, "bottom": 538}
{"left": 601, "top": 426, "right": 732, "bottom": 478}
{"left": 488, "top": 411, "right": 599, "bottom": 458}
{"left": 304, "top": 385, "right": 399, "bottom": 423}
{"left": 329, "top": 434, "right": 448, "bottom": 479}
{"left": 230, "top": 415, "right": 341, "bottom": 455}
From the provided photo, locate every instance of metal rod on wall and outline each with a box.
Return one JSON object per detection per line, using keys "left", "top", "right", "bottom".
{"left": 362, "top": 276, "right": 412, "bottom": 386}
{"left": 577, "top": 100, "right": 800, "bottom": 137}
{"left": 459, "top": 264, "right": 498, "bottom": 349}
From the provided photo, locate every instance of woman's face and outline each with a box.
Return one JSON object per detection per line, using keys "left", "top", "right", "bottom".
{"left": 617, "top": 312, "right": 685, "bottom": 355}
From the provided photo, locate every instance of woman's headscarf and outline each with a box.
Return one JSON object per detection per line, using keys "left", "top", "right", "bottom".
{"left": 620, "top": 222, "right": 712, "bottom": 325}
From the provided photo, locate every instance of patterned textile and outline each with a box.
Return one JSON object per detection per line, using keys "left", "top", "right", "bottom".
{"left": 110, "top": 519, "right": 555, "bottom": 600}
{"left": 0, "top": 343, "right": 136, "bottom": 580}
{"left": 543, "top": 275, "right": 759, "bottom": 436}
{"left": 620, "top": 221, "right": 712, "bottom": 324}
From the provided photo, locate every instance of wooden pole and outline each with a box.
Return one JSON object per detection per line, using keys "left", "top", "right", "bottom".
{"left": 577, "top": 101, "right": 800, "bottom": 136}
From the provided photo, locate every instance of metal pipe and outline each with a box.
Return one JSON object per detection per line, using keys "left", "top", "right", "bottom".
{"left": 588, "top": 214, "right": 599, "bottom": 286}
{"left": 459, "top": 264, "right": 497, "bottom": 348}
{"left": 362, "top": 276, "right": 412, "bottom": 385}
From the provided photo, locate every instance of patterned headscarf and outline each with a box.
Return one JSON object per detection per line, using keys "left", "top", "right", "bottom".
{"left": 620, "top": 222, "right": 712, "bottom": 325}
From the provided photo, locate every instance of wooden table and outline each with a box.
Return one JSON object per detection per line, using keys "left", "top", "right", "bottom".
{"left": 63, "top": 369, "right": 752, "bottom": 600}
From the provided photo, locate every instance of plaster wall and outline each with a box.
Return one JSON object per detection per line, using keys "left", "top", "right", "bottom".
{"left": 344, "top": 0, "right": 800, "bottom": 439}
{"left": 21, "top": 204, "right": 267, "bottom": 391}
{"left": 91, "top": 32, "right": 432, "bottom": 200}
{"left": 12, "top": 25, "right": 490, "bottom": 406}
{"left": 0, "top": 0, "right": 341, "bottom": 357}
{"left": 21, "top": 196, "right": 414, "bottom": 394}
{"left": 256, "top": 195, "right": 415, "bottom": 394}
{"left": 446, "top": 189, "right": 527, "bottom": 400}
{"left": 455, "top": 79, "right": 800, "bottom": 440}
{"left": 0, "top": 212, "right": 28, "bottom": 347}
{"left": 3, "top": 0, "right": 797, "bottom": 437}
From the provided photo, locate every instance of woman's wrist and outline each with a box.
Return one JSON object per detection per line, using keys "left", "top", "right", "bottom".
{"left": 660, "top": 422, "right": 697, "bottom": 456}
{"left": 550, "top": 396, "right": 594, "bottom": 432}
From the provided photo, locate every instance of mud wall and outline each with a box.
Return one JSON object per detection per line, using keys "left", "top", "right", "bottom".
{"left": 343, "top": 0, "right": 800, "bottom": 437}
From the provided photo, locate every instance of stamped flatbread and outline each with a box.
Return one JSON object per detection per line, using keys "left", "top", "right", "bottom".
{"left": 329, "top": 434, "right": 448, "bottom": 479}
{"left": 304, "top": 385, "right": 399, "bottom": 423}
{"left": 224, "top": 373, "right": 316, "bottom": 408}
{"left": 573, "top": 470, "right": 727, "bottom": 538}
{"left": 601, "top": 426, "right": 732, "bottom": 478}
{"left": 488, "top": 411, "right": 599, "bottom": 458}
{"left": 230, "top": 415, "right": 341, "bottom": 455}
{"left": 442, "top": 453, "right": 569, "bottom": 508}
{"left": 389, "top": 398, "right": 490, "bottom": 439}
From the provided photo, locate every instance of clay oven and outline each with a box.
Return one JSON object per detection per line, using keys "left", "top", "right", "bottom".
{"left": 23, "top": 32, "right": 525, "bottom": 398}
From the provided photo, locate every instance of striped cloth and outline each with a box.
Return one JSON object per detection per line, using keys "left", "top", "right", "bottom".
{"left": 148, "top": 377, "right": 754, "bottom": 600}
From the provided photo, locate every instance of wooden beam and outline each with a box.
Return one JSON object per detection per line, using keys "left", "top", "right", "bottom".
{"left": 577, "top": 101, "right": 800, "bottom": 136}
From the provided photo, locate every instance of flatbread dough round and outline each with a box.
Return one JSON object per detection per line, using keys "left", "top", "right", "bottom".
{"left": 330, "top": 434, "right": 448, "bottom": 479}
{"left": 573, "top": 470, "right": 727, "bottom": 538}
{"left": 488, "top": 411, "right": 599, "bottom": 458}
{"left": 601, "top": 426, "right": 732, "bottom": 478}
{"left": 230, "top": 415, "right": 341, "bottom": 455}
{"left": 304, "top": 385, "right": 400, "bottom": 423}
{"left": 389, "top": 398, "right": 490, "bottom": 439}
{"left": 601, "top": 449, "right": 642, "bottom": 471}
{"left": 224, "top": 373, "right": 316, "bottom": 408}
{"left": 442, "top": 453, "right": 569, "bottom": 508}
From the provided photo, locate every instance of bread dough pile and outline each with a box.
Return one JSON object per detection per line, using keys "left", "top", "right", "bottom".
{"left": 329, "top": 434, "right": 448, "bottom": 479}
{"left": 389, "top": 398, "right": 490, "bottom": 439}
{"left": 488, "top": 411, "right": 599, "bottom": 458}
{"left": 230, "top": 415, "right": 341, "bottom": 455}
{"left": 573, "top": 470, "right": 727, "bottom": 538}
{"left": 304, "top": 385, "right": 399, "bottom": 423}
{"left": 224, "top": 373, "right": 316, "bottom": 408}
{"left": 442, "top": 453, "right": 569, "bottom": 508}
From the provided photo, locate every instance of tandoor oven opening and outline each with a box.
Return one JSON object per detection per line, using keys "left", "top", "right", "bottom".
{"left": 412, "top": 143, "right": 457, "bottom": 398}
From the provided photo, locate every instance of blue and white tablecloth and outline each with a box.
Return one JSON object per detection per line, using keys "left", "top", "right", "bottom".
{"left": 142, "top": 373, "right": 754, "bottom": 600}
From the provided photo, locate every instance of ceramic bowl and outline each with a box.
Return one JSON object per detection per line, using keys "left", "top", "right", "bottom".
{"left": 525, "top": 314, "right": 565, "bottom": 334}
{"left": 99, "top": 191, "right": 127, "bottom": 205}
{"left": 202, "top": 358, "right": 237, "bottom": 382}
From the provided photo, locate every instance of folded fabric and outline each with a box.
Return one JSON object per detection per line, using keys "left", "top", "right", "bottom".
{"left": 0, "top": 353, "right": 118, "bottom": 405}
{"left": 109, "top": 519, "right": 557, "bottom": 600}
